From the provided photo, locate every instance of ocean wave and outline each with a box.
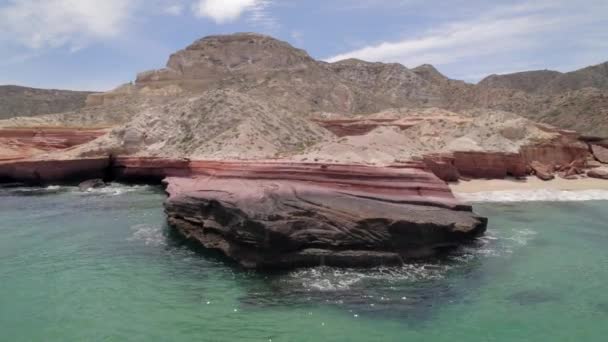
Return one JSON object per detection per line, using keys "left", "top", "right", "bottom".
{"left": 455, "top": 189, "right": 608, "bottom": 203}
{"left": 284, "top": 226, "right": 537, "bottom": 292}
{"left": 286, "top": 263, "right": 453, "bottom": 292}
{"left": 81, "top": 183, "right": 154, "bottom": 196}
{"left": 127, "top": 224, "right": 167, "bottom": 247}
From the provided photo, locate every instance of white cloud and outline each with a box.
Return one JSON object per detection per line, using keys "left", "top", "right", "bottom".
{"left": 0, "top": 0, "right": 135, "bottom": 50}
{"left": 193, "top": 0, "right": 270, "bottom": 24}
{"left": 164, "top": 4, "right": 183, "bottom": 16}
{"left": 326, "top": 0, "right": 608, "bottom": 75}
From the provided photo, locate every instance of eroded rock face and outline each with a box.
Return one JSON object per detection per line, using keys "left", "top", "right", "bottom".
{"left": 0, "top": 128, "right": 108, "bottom": 161}
{"left": 163, "top": 161, "right": 487, "bottom": 269}
{"left": 588, "top": 168, "right": 608, "bottom": 180}
{"left": 420, "top": 139, "right": 591, "bottom": 182}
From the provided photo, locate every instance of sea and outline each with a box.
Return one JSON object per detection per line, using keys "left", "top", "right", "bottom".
{"left": 1, "top": 184, "right": 608, "bottom": 341}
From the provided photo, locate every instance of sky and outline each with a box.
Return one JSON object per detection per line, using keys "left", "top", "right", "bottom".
{"left": 0, "top": 0, "right": 607, "bottom": 91}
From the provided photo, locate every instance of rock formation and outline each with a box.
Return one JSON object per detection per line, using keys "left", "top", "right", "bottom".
{"left": 163, "top": 162, "right": 486, "bottom": 269}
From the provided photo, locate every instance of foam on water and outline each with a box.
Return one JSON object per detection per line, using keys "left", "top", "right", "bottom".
{"left": 286, "top": 263, "right": 453, "bottom": 292}
{"left": 456, "top": 189, "right": 608, "bottom": 203}
{"left": 83, "top": 184, "right": 153, "bottom": 196}
{"left": 286, "top": 225, "right": 540, "bottom": 293}
{"left": 127, "top": 224, "right": 167, "bottom": 247}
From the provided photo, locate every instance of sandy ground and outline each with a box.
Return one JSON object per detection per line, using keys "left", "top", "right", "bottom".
{"left": 450, "top": 177, "right": 608, "bottom": 193}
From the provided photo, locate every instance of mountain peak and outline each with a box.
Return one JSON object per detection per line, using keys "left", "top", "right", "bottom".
{"left": 412, "top": 64, "right": 448, "bottom": 83}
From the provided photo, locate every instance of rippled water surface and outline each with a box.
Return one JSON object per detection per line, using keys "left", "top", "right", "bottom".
{"left": 1, "top": 185, "right": 607, "bottom": 341}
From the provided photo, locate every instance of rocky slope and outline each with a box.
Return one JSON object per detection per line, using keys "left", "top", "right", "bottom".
{"left": 0, "top": 85, "right": 93, "bottom": 120}
{"left": 475, "top": 62, "right": 608, "bottom": 136}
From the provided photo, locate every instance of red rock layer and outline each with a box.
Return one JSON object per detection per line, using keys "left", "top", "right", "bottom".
{"left": 164, "top": 160, "right": 469, "bottom": 211}
{"left": 0, "top": 127, "right": 107, "bottom": 148}
{"left": 0, "top": 127, "right": 107, "bottom": 160}
{"left": 421, "top": 140, "right": 592, "bottom": 181}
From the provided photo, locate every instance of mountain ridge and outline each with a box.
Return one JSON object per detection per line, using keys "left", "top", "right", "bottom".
{"left": 0, "top": 85, "right": 94, "bottom": 120}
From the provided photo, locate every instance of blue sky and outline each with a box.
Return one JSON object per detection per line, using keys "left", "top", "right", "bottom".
{"left": 1, "top": 0, "right": 607, "bottom": 91}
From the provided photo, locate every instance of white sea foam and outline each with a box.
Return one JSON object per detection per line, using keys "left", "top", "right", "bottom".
{"left": 456, "top": 189, "right": 608, "bottom": 203}
{"left": 127, "top": 224, "right": 166, "bottom": 247}
{"left": 286, "top": 225, "right": 541, "bottom": 292}
{"left": 287, "top": 263, "right": 452, "bottom": 292}
{"left": 83, "top": 183, "right": 152, "bottom": 196}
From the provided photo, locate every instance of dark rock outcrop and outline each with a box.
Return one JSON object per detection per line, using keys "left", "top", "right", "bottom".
{"left": 0, "top": 158, "right": 109, "bottom": 184}
{"left": 163, "top": 161, "right": 487, "bottom": 269}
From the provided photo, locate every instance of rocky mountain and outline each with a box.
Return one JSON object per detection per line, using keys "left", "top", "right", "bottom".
{"left": 478, "top": 62, "right": 608, "bottom": 95}
{"left": 2, "top": 33, "right": 608, "bottom": 160}
{"left": 478, "top": 70, "right": 563, "bottom": 94}
{"left": 475, "top": 62, "right": 608, "bottom": 136}
{"left": 0, "top": 85, "right": 93, "bottom": 120}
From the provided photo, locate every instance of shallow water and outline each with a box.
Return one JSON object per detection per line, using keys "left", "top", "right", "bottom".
{"left": 1, "top": 185, "right": 607, "bottom": 341}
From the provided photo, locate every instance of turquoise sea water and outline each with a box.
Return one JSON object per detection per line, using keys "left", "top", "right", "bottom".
{"left": 1, "top": 185, "right": 607, "bottom": 341}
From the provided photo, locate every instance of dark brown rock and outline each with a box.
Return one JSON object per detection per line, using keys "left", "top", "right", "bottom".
{"left": 163, "top": 161, "right": 487, "bottom": 269}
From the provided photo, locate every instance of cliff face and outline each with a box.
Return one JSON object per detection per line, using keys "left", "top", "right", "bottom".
{"left": 0, "top": 85, "right": 93, "bottom": 120}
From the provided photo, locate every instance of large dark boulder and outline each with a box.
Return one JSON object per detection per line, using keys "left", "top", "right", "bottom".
{"left": 163, "top": 161, "right": 487, "bottom": 269}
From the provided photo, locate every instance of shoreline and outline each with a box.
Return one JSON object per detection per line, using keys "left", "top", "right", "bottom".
{"left": 450, "top": 176, "right": 608, "bottom": 193}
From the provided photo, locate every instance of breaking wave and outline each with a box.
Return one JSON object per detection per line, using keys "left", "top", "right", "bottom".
{"left": 286, "top": 263, "right": 452, "bottom": 292}
{"left": 282, "top": 226, "right": 537, "bottom": 293}
{"left": 455, "top": 189, "right": 608, "bottom": 203}
{"left": 81, "top": 184, "right": 154, "bottom": 196}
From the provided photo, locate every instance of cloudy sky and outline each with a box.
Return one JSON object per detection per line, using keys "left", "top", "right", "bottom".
{"left": 0, "top": 0, "right": 607, "bottom": 91}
